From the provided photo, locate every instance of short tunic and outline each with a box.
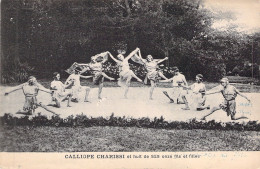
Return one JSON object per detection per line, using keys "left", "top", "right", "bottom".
{"left": 22, "top": 84, "right": 40, "bottom": 112}
{"left": 144, "top": 61, "right": 160, "bottom": 83}
{"left": 171, "top": 73, "right": 187, "bottom": 100}
{"left": 218, "top": 85, "right": 238, "bottom": 116}
{"left": 189, "top": 83, "right": 207, "bottom": 109}
{"left": 89, "top": 62, "right": 104, "bottom": 85}
{"left": 51, "top": 80, "right": 71, "bottom": 102}
{"left": 117, "top": 60, "right": 134, "bottom": 87}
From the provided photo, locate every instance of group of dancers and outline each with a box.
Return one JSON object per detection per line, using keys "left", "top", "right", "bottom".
{"left": 4, "top": 47, "right": 252, "bottom": 120}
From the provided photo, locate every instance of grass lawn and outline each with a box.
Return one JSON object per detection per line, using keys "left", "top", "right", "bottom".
{"left": 2, "top": 78, "right": 260, "bottom": 93}
{"left": 1, "top": 126, "right": 260, "bottom": 152}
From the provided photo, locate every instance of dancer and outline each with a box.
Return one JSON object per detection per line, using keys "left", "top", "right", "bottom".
{"left": 201, "top": 77, "right": 251, "bottom": 120}
{"left": 50, "top": 72, "right": 72, "bottom": 108}
{"left": 107, "top": 48, "right": 143, "bottom": 98}
{"left": 4, "top": 76, "right": 58, "bottom": 116}
{"left": 160, "top": 67, "right": 188, "bottom": 103}
{"left": 65, "top": 67, "right": 92, "bottom": 102}
{"left": 131, "top": 51, "right": 168, "bottom": 99}
{"left": 79, "top": 51, "right": 115, "bottom": 99}
{"left": 182, "top": 74, "right": 210, "bottom": 110}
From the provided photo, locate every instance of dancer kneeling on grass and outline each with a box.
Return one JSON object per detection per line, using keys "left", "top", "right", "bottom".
{"left": 131, "top": 50, "right": 168, "bottom": 100}
{"left": 160, "top": 67, "right": 188, "bottom": 104}
{"left": 50, "top": 72, "right": 72, "bottom": 108}
{"left": 107, "top": 48, "right": 143, "bottom": 99}
{"left": 201, "top": 77, "right": 251, "bottom": 121}
{"left": 65, "top": 67, "right": 92, "bottom": 102}
{"left": 181, "top": 74, "right": 210, "bottom": 110}
{"left": 79, "top": 51, "right": 115, "bottom": 100}
{"left": 4, "top": 76, "right": 58, "bottom": 116}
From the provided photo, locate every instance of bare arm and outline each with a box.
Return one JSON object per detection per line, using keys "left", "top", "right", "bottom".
{"left": 137, "top": 50, "right": 147, "bottom": 63}
{"left": 39, "top": 88, "right": 52, "bottom": 94}
{"left": 80, "top": 66, "right": 90, "bottom": 74}
{"left": 125, "top": 48, "right": 139, "bottom": 61}
{"left": 5, "top": 83, "right": 25, "bottom": 95}
{"left": 160, "top": 77, "right": 173, "bottom": 83}
{"left": 65, "top": 75, "right": 72, "bottom": 85}
{"left": 108, "top": 52, "right": 120, "bottom": 63}
{"left": 236, "top": 89, "right": 251, "bottom": 102}
{"left": 101, "top": 51, "right": 109, "bottom": 64}
{"left": 157, "top": 57, "right": 168, "bottom": 64}
{"left": 80, "top": 75, "right": 93, "bottom": 79}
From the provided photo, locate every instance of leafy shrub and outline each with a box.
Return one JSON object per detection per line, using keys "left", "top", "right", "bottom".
{"left": 1, "top": 113, "right": 260, "bottom": 131}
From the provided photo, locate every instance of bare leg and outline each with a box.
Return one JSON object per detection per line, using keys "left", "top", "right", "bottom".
{"left": 181, "top": 95, "right": 190, "bottom": 110}
{"left": 130, "top": 72, "right": 142, "bottom": 82}
{"left": 124, "top": 76, "right": 132, "bottom": 99}
{"left": 54, "top": 99, "right": 61, "bottom": 108}
{"left": 67, "top": 94, "right": 72, "bottom": 107}
{"left": 39, "top": 104, "right": 59, "bottom": 116}
{"left": 150, "top": 81, "right": 156, "bottom": 100}
{"left": 84, "top": 87, "right": 91, "bottom": 102}
{"left": 98, "top": 83, "right": 103, "bottom": 99}
{"left": 158, "top": 72, "right": 167, "bottom": 80}
{"left": 231, "top": 114, "right": 248, "bottom": 120}
{"left": 201, "top": 106, "right": 221, "bottom": 120}
{"left": 16, "top": 110, "right": 32, "bottom": 115}
{"left": 101, "top": 72, "right": 114, "bottom": 81}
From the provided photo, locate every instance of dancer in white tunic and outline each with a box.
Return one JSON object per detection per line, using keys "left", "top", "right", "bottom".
{"left": 65, "top": 67, "right": 92, "bottom": 102}
{"left": 182, "top": 74, "right": 210, "bottom": 110}
{"left": 107, "top": 48, "right": 143, "bottom": 98}
{"left": 160, "top": 67, "right": 188, "bottom": 103}
{"left": 131, "top": 50, "right": 168, "bottom": 99}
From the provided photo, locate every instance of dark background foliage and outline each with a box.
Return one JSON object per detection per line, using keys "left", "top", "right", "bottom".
{"left": 1, "top": 0, "right": 260, "bottom": 83}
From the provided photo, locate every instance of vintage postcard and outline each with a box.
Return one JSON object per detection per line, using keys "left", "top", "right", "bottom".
{"left": 0, "top": 0, "right": 260, "bottom": 168}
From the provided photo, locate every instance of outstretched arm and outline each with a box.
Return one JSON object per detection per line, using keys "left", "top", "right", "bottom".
{"left": 205, "top": 85, "right": 222, "bottom": 95}
{"left": 39, "top": 88, "right": 52, "bottom": 94}
{"left": 236, "top": 89, "right": 251, "bottom": 102}
{"left": 5, "top": 83, "right": 25, "bottom": 95}
{"left": 80, "top": 75, "right": 93, "bottom": 79}
{"left": 125, "top": 48, "right": 139, "bottom": 61}
{"left": 108, "top": 52, "right": 120, "bottom": 63}
{"left": 137, "top": 50, "right": 147, "bottom": 63}
{"left": 160, "top": 77, "right": 173, "bottom": 83}
{"left": 157, "top": 57, "right": 168, "bottom": 64}
{"left": 80, "top": 66, "right": 90, "bottom": 74}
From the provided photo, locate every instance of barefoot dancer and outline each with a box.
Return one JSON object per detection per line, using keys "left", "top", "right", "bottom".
{"left": 201, "top": 78, "right": 251, "bottom": 120}
{"left": 131, "top": 51, "right": 168, "bottom": 100}
{"left": 160, "top": 67, "right": 188, "bottom": 104}
{"left": 107, "top": 48, "right": 143, "bottom": 98}
{"left": 79, "top": 52, "right": 115, "bottom": 99}
{"left": 182, "top": 74, "right": 210, "bottom": 110}
{"left": 65, "top": 67, "right": 92, "bottom": 102}
{"left": 4, "top": 76, "right": 58, "bottom": 115}
{"left": 50, "top": 72, "right": 72, "bottom": 108}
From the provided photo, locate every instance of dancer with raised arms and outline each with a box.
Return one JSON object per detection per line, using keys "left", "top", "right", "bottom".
{"left": 131, "top": 50, "right": 168, "bottom": 100}
{"left": 107, "top": 48, "right": 143, "bottom": 99}
{"left": 79, "top": 51, "right": 115, "bottom": 100}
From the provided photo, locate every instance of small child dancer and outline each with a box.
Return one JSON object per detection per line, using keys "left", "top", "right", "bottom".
{"left": 50, "top": 72, "right": 72, "bottom": 108}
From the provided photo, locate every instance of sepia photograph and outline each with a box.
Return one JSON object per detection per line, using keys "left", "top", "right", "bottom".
{"left": 0, "top": 0, "right": 260, "bottom": 168}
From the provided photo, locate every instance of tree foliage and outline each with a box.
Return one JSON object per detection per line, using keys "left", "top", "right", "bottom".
{"left": 1, "top": 0, "right": 259, "bottom": 83}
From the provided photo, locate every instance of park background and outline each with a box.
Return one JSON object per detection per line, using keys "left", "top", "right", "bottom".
{"left": 1, "top": 0, "right": 260, "bottom": 83}
{"left": 1, "top": 0, "right": 260, "bottom": 152}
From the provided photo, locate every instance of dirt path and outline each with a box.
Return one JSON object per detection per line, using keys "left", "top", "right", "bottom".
{"left": 0, "top": 86, "right": 259, "bottom": 123}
